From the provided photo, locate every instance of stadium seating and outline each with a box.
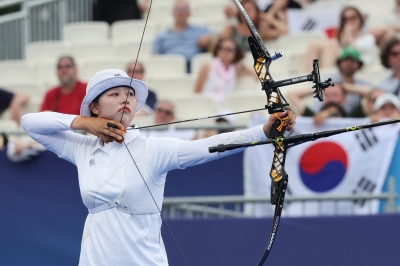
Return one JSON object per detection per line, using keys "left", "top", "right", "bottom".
{"left": 171, "top": 95, "right": 218, "bottom": 120}
{"left": 146, "top": 76, "right": 196, "bottom": 99}
{"left": 0, "top": 61, "right": 36, "bottom": 83}
{"left": 0, "top": 120, "right": 19, "bottom": 132}
{"left": 277, "top": 31, "right": 327, "bottom": 55}
{"left": 1, "top": 80, "right": 45, "bottom": 98}
{"left": 81, "top": 60, "right": 129, "bottom": 81}
{"left": 21, "top": 97, "right": 42, "bottom": 116}
{"left": 70, "top": 42, "right": 118, "bottom": 61}
{"left": 111, "top": 20, "right": 158, "bottom": 43}
{"left": 191, "top": 52, "right": 213, "bottom": 76}
{"left": 63, "top": 22, "right": 110, "bottom": 44}
{"left": 25, "top": 41, "right": 71, "bottom": 64}
{"left": 141, "top": 55, "right": 187, "bottom": 78}
{"left": 115, "top": 40, "right": 153, "bottom": 59}
{"left": 223, "top": 93, "right": 270, "bottom": 123}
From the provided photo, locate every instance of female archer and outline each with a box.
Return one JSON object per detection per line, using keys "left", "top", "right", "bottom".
{"left": 22, "top": 69, "right": 296, "bottom": 265}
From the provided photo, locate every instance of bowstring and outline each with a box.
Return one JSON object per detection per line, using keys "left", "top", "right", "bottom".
{"left": 118, "top": 1, "right": 190, "bottom": 265}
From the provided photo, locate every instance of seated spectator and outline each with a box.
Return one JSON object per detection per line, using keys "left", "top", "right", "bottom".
{"left": 93, "top": 0, "right": 150, "bottom": 23}
{"left": 6, "top": 137, "right": 46, "bottom": 163}
{"left": 41, "top": 56, "right": 87, "bottom": 115}
{"left": 0, "top": 88, "right": 29, "bottom": 124}
{"left": 194, "top": 38, "right": 255, "bottom": 104}
{"left": 152, "top": 0, "right": 211, "bottom": 72}
{"left": 221, "top": 0, "right": 272, "bottom": 52}
{"left": 126, "top": 61, "right": 157, "bottom": 110}
{"left": 287, "top": 83, "right": 347, "bottom": 125}
{"left": 305, "top": 6, "right": 376, "bottom": 70}
{"left": 349, "top": 88, "right": 386, "bottom": 117}
{"left": 317, "top": 47, "right": 372, "bottom": 114}
{"left": 370, "top": 93, "right": 400, "bottom": 122}
{"left": 379, "top": 38, "right": 400, "bottom": 96}
{"left": 141, "top": 100, "right": 196, "bottom": 140}
{"left": 261, "top": 0, "right": 297, "bottom": 41}
{"left": 202, "top": 110, "right": 237, "bottom": 138}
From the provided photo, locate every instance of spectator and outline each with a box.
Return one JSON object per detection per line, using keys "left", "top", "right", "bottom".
{"left": 379, "top": 38, "right": 400, "bottom": 96}
{"left": 152, "top": 0, "right": 211, "bottom": 72}
{"left": 370, "top": 93, "right": 400, "bottom": 122}
{"left": 0, "top": 88, "right": 29, "bottom": 124}
{"left": 93, "top": 0, "right": 150, "bottom": 23}
{"left": 368, "top": 0, "right": 400, "bottom": 46}
{"left": 221, "top": 0, "right": 271, "bottom": 52}
{"left": 9, "top": 56, "right": 86, "bottom": 162}
{"left": 202, "top": 109, "right": 237, "bottom": 138}
{"left": 126, "top": 61, "right": 157, "bottom": 109}
{"left": 261, "top": 0, "right": 299, "bottom": 41}
{"left": 318, "top": 46, "right": 372, "bottom": 114}
{"left": 305, "top": 6, "right": 376, "bottom": 70}
{"left": 349, "top": 88, "right": 386, "bottom": 117}
{"left": 141, "top": 100, "right": 196, "bottom": 140}
{"left": 287, "top": 83, "right": 347, "bottom": 125}
{"left": 194, "top": 38, "right": 255, "bottom": 104}
{"left": 41, "top": 56, "right": 87, "bottom": 115}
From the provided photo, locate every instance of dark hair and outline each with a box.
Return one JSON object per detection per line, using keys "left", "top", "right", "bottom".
{"left": 380, "top": 38, "right": 400, "bottom": 69}
{"left": 89, "top": 86, "right": 135, "bottom": 117}
{"left": 320, "top": 102, "right": 346, "bottom": 118}
{"left": 213, "top": 37, "right": 244, "bottom": 63}
{"left": 57, "top": 55, "right": 76, "bottom": 67}
{"left": 336, "top": 6, "right": 364, "bottom": 43}
{"left": 237, "top": 0, "right": 260, "bottom": 28}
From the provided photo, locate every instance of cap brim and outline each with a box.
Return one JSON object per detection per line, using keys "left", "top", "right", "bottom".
{"left": 80, "top": 76, "right": 148, "bottom": 116}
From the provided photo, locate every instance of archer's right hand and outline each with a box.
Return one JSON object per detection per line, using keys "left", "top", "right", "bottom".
{"left": 71, "top": 116, "right": 126, "bottom": 143}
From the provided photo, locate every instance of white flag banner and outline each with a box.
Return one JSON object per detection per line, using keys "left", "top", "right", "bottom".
{"left": 287, "top": 9, "right": 339, "bottom": 33}
{"left": 244, "top": 115, "right": 400, "bottom": 217}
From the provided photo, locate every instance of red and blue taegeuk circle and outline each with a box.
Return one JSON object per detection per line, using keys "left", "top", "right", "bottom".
{"left": 299, "top": 141, "right": 348, "bottom": 193}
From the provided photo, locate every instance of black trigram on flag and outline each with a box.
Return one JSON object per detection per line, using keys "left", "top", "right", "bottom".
{"left": 355, "top": 128, "right": 378, "bottom": 151}
{"left": 301, "top": 17, "right": 317, "bottom": 31}
{"left": 352, "top": 177, "right": 376, "bottom": 207}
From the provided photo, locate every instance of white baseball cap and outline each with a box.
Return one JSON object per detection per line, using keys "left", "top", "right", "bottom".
{"left": 373, "top": 93, "right": 400, "bottom": 112}
{"left": 80, "top": 69, "right": 148, "bottom": 116}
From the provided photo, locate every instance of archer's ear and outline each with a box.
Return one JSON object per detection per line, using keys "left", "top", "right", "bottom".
{"left": 89, "top": 102, "right": 100, "bottom": 116}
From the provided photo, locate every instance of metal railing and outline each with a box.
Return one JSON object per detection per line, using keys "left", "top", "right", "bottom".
{"left": 162, "top": 177, "right": 398, "bottom": 219}
{"left": 0, "top": 0, "right": 93, "bottom": 61}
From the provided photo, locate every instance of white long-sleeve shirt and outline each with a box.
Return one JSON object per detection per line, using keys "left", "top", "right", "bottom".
{"left": 21, "top": 112, "right": 268, "bottom": 266}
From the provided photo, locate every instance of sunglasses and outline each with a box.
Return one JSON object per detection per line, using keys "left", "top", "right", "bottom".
{"left": 174, "top": 7, "right": 189, "bottom": 12}
{"left": 343, "top": 15, "right": 358, "bottom": 21}
{"left": 219, "top": 46, "right": 234, "bottom": 53}
{"left": 156, "top": 108, "right": 174, "bottom": 116}
{"left": 128, "top": 68, "right": 144, "bottom": 74}
{"left": 57, "top": 64, "right": 73, "bottom": 69}
{"left": 390, "top": 51, "right": 400, "bottom": 57}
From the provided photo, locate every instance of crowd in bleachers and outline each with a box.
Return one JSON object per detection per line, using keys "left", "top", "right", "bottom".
{"left": 2, "top": 0, "right": 400, "bottom": 160}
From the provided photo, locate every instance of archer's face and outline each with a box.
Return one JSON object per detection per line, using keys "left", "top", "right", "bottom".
{"left": 91, "top": 87, "right": 137, "bottom": 128}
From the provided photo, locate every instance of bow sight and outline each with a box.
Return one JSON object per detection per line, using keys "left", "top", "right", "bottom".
{"left": 248, "top": 38, "right": 333, "bottom": 114}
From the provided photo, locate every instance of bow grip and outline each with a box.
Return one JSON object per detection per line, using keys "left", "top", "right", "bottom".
{"left": 269, "top": 113, "right": 288, "bottom": 139}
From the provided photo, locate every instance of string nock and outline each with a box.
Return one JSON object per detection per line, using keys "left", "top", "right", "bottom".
{"left": 271, "top": 50, "right": 284, "bottom": 61}
{"left": 274, "top": 113, "right": 288, "bottom": 131}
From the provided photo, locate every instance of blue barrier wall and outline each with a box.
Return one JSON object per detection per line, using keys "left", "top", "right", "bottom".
{"left": 0, "top": 149, "right": 399, "bottom": 265}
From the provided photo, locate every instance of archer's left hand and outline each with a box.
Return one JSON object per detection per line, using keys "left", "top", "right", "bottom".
{"left": 263, "top": 111, "right": 296, "bottom": 137}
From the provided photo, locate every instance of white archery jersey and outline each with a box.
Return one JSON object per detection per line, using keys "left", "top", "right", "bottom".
{"left": 21, "top": 112, "right": 268, "bottom": 266}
